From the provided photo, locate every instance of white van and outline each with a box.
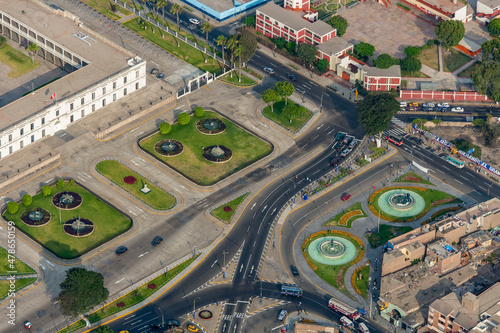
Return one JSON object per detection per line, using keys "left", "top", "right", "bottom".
{"left": 341, "top": 316, "right": 354, "bottom": 329}
{"left": 358, "top": 322, "right": 370, "bottom": 333}
{"left": 400, "top": 102, "right": 407, "bottom": 107}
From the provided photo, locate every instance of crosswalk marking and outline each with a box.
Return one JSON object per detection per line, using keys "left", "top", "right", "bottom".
{"left": 383, "top": 128, "right": 407, "bottom": 138}
{"left": 391, "top": 117, "right": 407, "bottom": 128}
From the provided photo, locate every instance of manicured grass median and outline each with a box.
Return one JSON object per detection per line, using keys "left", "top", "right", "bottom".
{"left": 0, "top": 247, "right": 36, "bottom": 275}
{"left": 123, "top": 19, "right": 222, "bottom": 73}
{"left": 366, "top": 224, "right": 413, "bottom": 248}
{"left": 395, "top": 172, "right": 434, "bottom": 185}
{"left": 211, "top": 193, "right": 249, "bottom": 223}
{"left": 443, "top": 48, "right": 471, "bottom": 73}
{"left": 0, "top": 43, "right": 39, "bottom": 78}
{"left": 140, "top": 111, "right": 272, "bottom": 186}
{"left": 2, "top": 181, "right": 132, "bottom": 259}
{"left": 96, "top": 159, "right": 176, "bottom": 210}
{"left": 353, "top": 265, "right": 370, "bottom": 298}
{"left": 0, "top": 278, "right": 36, "bottom": 300}
{"left": 218, "top": 72, "right": 257, "bottom": 86}
{"left": 323, "top": 202, "right": 367, "bottom": 228}
{"left": 263, "top": 99, "right": 313, "bottom": 132}
{"left": 56, "top": 320, "right": 86, "bottom": 333}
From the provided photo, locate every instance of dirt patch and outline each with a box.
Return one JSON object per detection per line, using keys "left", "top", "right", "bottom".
{"left": 402, "top": 174, "right": 422, "bottom": 182}
{"left": 336, "top": 267, "right": 346, "bottom": 287}
{"left": 429, "top": 197, "right": 455, "bottom": 207}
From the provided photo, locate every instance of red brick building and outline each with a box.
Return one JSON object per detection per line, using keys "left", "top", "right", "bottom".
{"left": 360, "top": 66, "right": 401, "bottom": 91}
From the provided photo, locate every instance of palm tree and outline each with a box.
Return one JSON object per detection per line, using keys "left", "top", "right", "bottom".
{"left": 226, "top": 37, "right": 238, "bottom": 77}
{"left": 138, "top": 18, "right": 148, "bottom": 30}
{"left": 170, "top": 3, "right": 182, "bottom": 28}
{"left": 234, "top": 45, "right": 244, "bottom": 82}
{"left": 216, "top": 35, "right": 227, "bottom": 63}
{"left": 26, "top": 43, "right": 40, "bottom": 65}
{"left": 156, "top": 0, "right": 168, "bottom": 26}
{"left": 201, "top": 22, "right": 212, "bottom": 47}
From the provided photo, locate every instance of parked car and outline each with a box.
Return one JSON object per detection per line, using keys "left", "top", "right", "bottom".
{"left": 400, "top": 102, "right": 407, "bottom": 107}
{"left": 157, "top": 73, "right": 165, "bottom": 80}
{"left": 329, "top": 157, "right": 341, "bottom": 166}
{"left": 290, "top": 265, "right": 299, "bottom": 277}
{"left": 428, "top": 103, "right": 435, "bottom": 108}
{"left": 167, "top": 320, "right": 181, "bottom": 328}
{"left": 152, "top": 236, "right": 163, "bottom": 246}
{"left": 286, "top": 73, "right": 297, "bottom": 81}
{"left": 263, "top": 67, "right": 275, "bottom": 74}
{"left": 451, "top": 107, "right": 464, "bottom": 112}
{"left": 115, "top": 246, "right": 128, "bottom": 256}
{"left": 150, "top": 68, "right": 159, "bottom": 75}
{"left": 189, "top": 18, "right": 200, "bottom": 25}
{"left": 349, "top": 140, "right": 357, "bottom": 147}
{"left": 187, "top": 324, "right": 199, "bottom": 332}
{"left": 344, "top": 136, "right": 353, "bottom": 145}
{"left": 341, "top": 193, "right": 351, "bottom": 201}
{"left": 335, "top": 132, "right": 346, "bottom": 141}
{"left": 442, "top": 102, "right": 450, "bottom": 108}
{"left": 334, "top": 141, "right": 344, "bottom": 150}
{"left": 341, "top": 148, "right": 351, "bottom": 157}
{"left": 277, "top": 309, "right": 288, "bottom": 321}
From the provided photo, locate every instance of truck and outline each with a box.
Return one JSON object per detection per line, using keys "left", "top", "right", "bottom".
{"left": 358, "top": 322, "right": 370, "bottom": 333}
{"left": 340, "top": 316, "right": 355, "bottom": 329}
{"left": 328, "top": 298, "right": 361, "bottom": 320}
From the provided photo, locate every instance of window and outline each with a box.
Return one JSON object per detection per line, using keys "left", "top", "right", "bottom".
{"left": 123, "top": 76, "right": 127, "bottom": 84}
{"left": 135, "top": 82, "right": 139, "bottom": 90}
{"left": 290, "top": 29, "right": 294, "bottom": 33}
{"left": 123, "top": 88, "right": 127, "bottom": 96}
{"left": 92, "top": 92, "right": 95, "bottom": 100}
{"left": 275, "top": 21, "right": 279, "bottom": 25}
{"left": 70, "top": 103, "right": 74, "bottom": 111}
{"left": 20, "top": 128, "right": 24, "bottom": 135}
{"left": 30, "top": 123, "right": 34, "bottom": 130}
{"left": 9, "top": 146, "right": 13, "bottom": 154}
{"left": 113, "top": 93, "right": 116, "bottom": 101}
{"left": 92, "top": 104, "right": 95, "bottom": 112}
{"left": 41, "top": 117, "right": 45, "bottom": 125}
{"left": 56, "top": 110, "right": 59, "bottom": 116}
{"left": 102, "top": 99, "right": 106, "bottom": 107}
{"left": 70, "top": 115, "right": 74, "bottom": 122}
{"left": 113, "top": 81, "right": 116, "bottom": 89}
{"left": 102, "top": 87, "right": 106, "bottom": 95}
{"left": 9, "top": 134, "right": 12, "bottom": 142}
{"left": 284, "top": 26, "right": 288, "bottom": 31}
{"left": 81, "top": 97, "right": 84, "bottom": 105}
{"left": 31, "top": 135, "right": 34, "bottom": 143}
{"left": 42, "top": 129, "right": 45, "bottom": 137}
{"left": 136, "top": 70, "right": 139, "bottom": 78}
{"left": 81, "top": 110, "right": 85, "bottom": 117}
{"left": 20, "top": 140, "right": 23, "bottom": 148}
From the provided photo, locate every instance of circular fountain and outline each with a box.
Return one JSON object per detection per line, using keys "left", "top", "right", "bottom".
{"left": 21, "top": 208, "right": 51, "bottom": 226}
{"left": 63, "top": 217, "right": 95, "bottom": 237}
{"left": 154, "top": 139, "right": 184, "bottom": 157}
{"left": 196, "top": 118, "right": 226, "bottom": 135}
{"left": 202, "top": 145, "right": 232, "bottom": 163}
{"left": 52, "top": 191, "right": 83, "bottom": 210}
{"left": 377, "top": 189, "right": 425, "bottom": 218}
{"left": 307, "top": 236, "right": 357, "bottom": 265}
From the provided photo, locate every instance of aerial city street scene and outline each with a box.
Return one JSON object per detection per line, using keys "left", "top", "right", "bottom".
{"left": 1, "top": 0, "right": 500, "bottom": 332}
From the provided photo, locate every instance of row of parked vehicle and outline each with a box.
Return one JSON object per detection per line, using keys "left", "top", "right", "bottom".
{"left": 333, "top": 132, "right": 357, "bottom": 157}
{"left": 400, "top": 101, "right": 464, "bottom": 112}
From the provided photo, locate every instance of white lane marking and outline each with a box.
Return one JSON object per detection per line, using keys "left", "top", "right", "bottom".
{"left": 303, "top": 85, "right": 311, "bottom": 90}
{"left": 309, "top": 81, "right": 318, "bottom": 86}
{"left": 441, "top": 165, "right": 451, "bottom": 170}
{"left": 459, "top": 175, "right": 468, "bottom": 180}
{"left": 473, "top": 190, "right": 482, "bottom": 195}
{"left": 251, "top": 203, "right": 256, "bottom": 210}
{"left": 174, "top": 188, "right": 182, "bottom": 194}
{"left": 466, "top": 171, "right": 475, "bottom": 177}
{"left": 478, "top": 186, "right": 487, "bottom": 191}
{"left": 115, "top": 278, "right": 125, "bottom": 284}
{"left": 454, "top": 179, "right": 464, "bottom": 185}
{"left": 436, "top": 169, "right": 445, "bottom": 174}
{"left": 271, "top": 207, "right": 277, "bottom": 215}
{"left": 45, "top": 259, "right": 54, "bottom": 267}
{"left": 316, "top": 124, "right": 324, "bottom": 130}
{"left": 262, "top": 205, "right": 267, "bottom": 212}
{"left": 138, "top": 251, "right": 149, "bottom": 258}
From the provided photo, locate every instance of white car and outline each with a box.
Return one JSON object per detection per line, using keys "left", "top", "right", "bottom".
{"left": 428, "top": 103, "right": 435, "bottom": 107}
{"left": 451, "top": 107, "right": 464, "bottom": 112}
{"left": 442, "top": 102, "right": 450, "bottom": 108}
{"left": 189, "top": 18, "right": 200, "bottom": 25}
{"left": 400, "top": 102, "right": 407, "bottom": 107}
{"left": 263, "top": 67, "right": 275, "bottom": 74}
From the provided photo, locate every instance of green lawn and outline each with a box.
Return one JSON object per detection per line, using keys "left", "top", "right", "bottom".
{"left": 353, "top": 265, "right": 370, "bottom": 298}
{"left": 0, "top": 278, "right": 36, "bottom": 300}
{"left": 418, "top": 44, "right": 439, "bottom": 71}
{"left": 211, "top": 193, "right": 249, "bottom": 223}
{"left": 0, "top": 247, "right": 36, "bottom": 275}
{"left": 140, "top": 111, "right": 272, "bottom": 186}
{"left": 369, "top": 145, "right": 387, "bottom": 159}
{"left": 2, "top": 181, "right": 132, "bottom": 259}
{"left": 370, "top": 187, "right": 461, "bottom": 222}
{"left": 443, "top": 48, "right": 471, "bottom": 73}
{"left": 81, "top": 0, "right": 123, "bottom": 20}
{"left": 323, "top": 202, "right": 367, "bottom": 228}
{"left": 242, "top": 67, "right": 263, "bottom": 80}
{"left": 0, "top": 43, "right": 39, "bottom": 78}
{"left": 87, "top": 255, "right": 197, "bottom": 323}
{"left": 458, "top": 61, "right": 481, "bottom": 78}
{"left": 95, "top": 160, "right": 176, "bottom": 210}
{"left": 56, "top": 320, "right": 86, "bottom": 333}
{"left": 366, "top": 224, "right": 413, "bottom": 248}
{"left": 400, "top": 70, "right": 430, "bottom": 78}
{"left": 218, "top": 72, "right": 257, "bottom": 86}
{"left": 262, "top": 99, "right": 314, "bottom": 133}
{"left": 123, "top": 19, "right": 222, "bottom": 73}
{"left": 395, "top": 172, "right": 434, "bottom": 185}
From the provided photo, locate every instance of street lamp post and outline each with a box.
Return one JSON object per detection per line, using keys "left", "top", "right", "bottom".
{"left": 222, "top": 250, "right": 228, "bottom": 279}
{"left": 193, "top": 297, "right": 200, "bottom": 318}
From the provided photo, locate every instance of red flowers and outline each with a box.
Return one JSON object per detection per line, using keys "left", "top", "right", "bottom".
{"left": 124, "top": 176, "right": 137, "bottom": 184}
{"left": 223, "top": 206, "right": 232, "bottom": 212}
{"left": 117, "top": 302, "right": 125, "bottom": 308}
{"left": 148, "top": 283, "right": 156, "bottom": 290}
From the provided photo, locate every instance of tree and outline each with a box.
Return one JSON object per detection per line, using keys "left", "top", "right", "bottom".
{"left": 286, "top": 41, "right": 296, "bottom": 54}
{"left": 281, "top": 104, "right": 304, "bottom": 123}
{"left": 297, "top": 43, "right": 318, "bottom": 65}
{"left": 274, "top": 81, "right": 295, "bottom": 106}
{"left": 234, "top": 45, "right": 244, "bottom": 82}
{"left": 261, "top": 89, "right": 281, "bottom": 112}
{"left": 374, "top": 54, "right": 394, "bottom": 69}
{"left": 401, "top": 56, "right": 422, "bottom": 73}
{"left": 26, "top": 43, "right": 40, "bottom": 65}
{"left": 42, "top": 185, "right": 52, "bottom": 197}
{"left": 404, "top": 46, "right": 421, "bottom": 57}
{"left": 472, "top": 61, "right": 500, "bottom": 101}
{"left": 170, "top": 4, "right": 183, "bottom": 28}
{"left": 435, "top": 20, "right": 465, "bottom": 49}
{"left": 328, "top": 16, "right": 349, "bottom": 37}
{"left": 156, "top": 0, "right": 167, "bottom": 25}
{"left": 56, "top": 178, "right": 65, "bottom": 188}
{"left": 357, "top": 93, "right": 399, "bottom": 135}
{"left": 177, "top": 112, "right": 190, "bottom": 125}
{"left": 473, "top": 118, "right": 486, "bottom": 129}
{"left": 237, "top": 31, "right": 257, "bottom": 63}
{"left": 226, "top": 36, "right": 238, "bottom": 77}
{"left": 6, "top": 201, "right": 18, "bottom": 215}
{"left": 159, "top": 122, "right": 171, "bottom": 134}
{"left": 488, "top": 19, "right": 500, "bottom": 36}
{"left": 138, "top": 18, "right": 148, "bottom": 30}
{"left": 22, "top": 194, "right": 32, "bottom": 207}
{"left": 273, "top": 37, "right": 287, "bottom": 49}
{"left": 217, "top": 35, "right": 227, "bottom": 62}
{"left": 92, "top": 326, "right": 113, "bottom": 333}
{"left": 354, "top": 42, "right": 375, "bottom": 59}
{"left": 243, "top": 15, "right": 256, "bottom": 27}
{"left": 201, "top": 22, "right": 212, "bottom": 47}
{"left": 316, "top": 59, "right": 329, "bottom": 72}
{"left": 57, "top": 268, "right": 109, "bottom": 317}
{"left": 431, "top": 118, "right": 443, "bottom": 127}
{"left": 194, "top": 107, "right": 204, "bottom": 117}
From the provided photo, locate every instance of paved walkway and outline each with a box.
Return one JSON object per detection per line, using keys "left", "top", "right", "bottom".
{"left": 438, "top": 44, "right": 444, "bottom": 72}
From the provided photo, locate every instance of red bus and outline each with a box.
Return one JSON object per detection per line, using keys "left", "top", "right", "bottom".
{"left": 329, "top": 298, "right": 360, "bottom": 320}
{"left": 386, "top": 135, "right": 403, "bottom": 146}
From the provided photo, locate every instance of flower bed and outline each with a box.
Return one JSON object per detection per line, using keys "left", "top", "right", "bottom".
{"left": 339, "top": 209, "right": 363, "bottom": 226}
{"left": 223, "top": 206, "right": 232, "bottom": 212}
{"left": 124, "top": 176, "right": 137, "bottom": 184}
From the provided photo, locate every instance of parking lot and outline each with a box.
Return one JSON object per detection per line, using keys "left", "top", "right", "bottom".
{"left": 341, "top": 1, "right": 436, "bottom": 58}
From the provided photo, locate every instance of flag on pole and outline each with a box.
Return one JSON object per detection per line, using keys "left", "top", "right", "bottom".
{"left": 50, "top": 93, "right": 56, "bottom": 100}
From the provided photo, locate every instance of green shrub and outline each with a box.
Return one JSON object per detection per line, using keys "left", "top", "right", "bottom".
{"left": 177, "top": 112, "right": 190, "bottom": 125}
{"left": 56, "top": 179, "right": 65, "bottom": 188}
{"left": 69, "top": 179, "right": 75, "bottom": 185}
{"left": 22, "top": 194, "right": 32, "bottom": 207}
{"left": 42, "top": 185, "right": 52, "bottom": 196}
{"left": 194, "top": 107, "right": 204, "bottom": 117}
{"left": 159, "top": 122, "right": 171, "bottom": 135}
{"left": 7, "top": 201, "right": 18, "bottom": 214}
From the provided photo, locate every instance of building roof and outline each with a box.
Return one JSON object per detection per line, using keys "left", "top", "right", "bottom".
{"left": 361, "top": 65, "right": 401, "bottom": 78}
{"left": 294, "top": 323, "right": 338, "bottom": 333}
{"left": 0, "top": 0, "right": 136, "bottom": 132}
{"left": 417, "top": 0, "right": 466, "bottom": 15}
{"left": 477, "top": 0, "right": 500, "bottom": 10}
{"left": 257, "top": 2, "right": 335, "bottom": 36}
{"left": 317, "top": 37, "right": 353, "bottom": 56}
{"left": 437, "top": 198, "right": 500, "bottom": 226}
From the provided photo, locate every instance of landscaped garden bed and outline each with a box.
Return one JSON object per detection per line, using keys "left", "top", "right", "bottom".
{"left": 95, "top": 159, "right": 176, "bottom": 210}
{"left": 218, "top": 72, "right": 257, "bottom": 86}
{"left": 139, "top": 110, "right": 272, "bottom": 186}
{"left": 211, "top": 193, "right": 250, "bottom": 223}
{"left": 395, "top": 172, "right": 434, "bottom": 185}
{"left": 2, "top": 180, "right": 132, "bottom": 259}
{"left": 262, "top": 99, "right": 313, "bottom": 133}
{"left": 351, "top": 265, "right": 370, "bottom": 298}
{"left": 443, "top": 48, "right": 471, "bottom": 73}
{"left": 0, "top": 40, "right": 40, "bottom": 78}
{"left": 417, "top": 44, "right": 439, "bottom": 71}
{"left": 323, "top": 202, "right": 367, "bottom": 228}
{"left": 366, "top": 224, "right": 413, "bottom": 248}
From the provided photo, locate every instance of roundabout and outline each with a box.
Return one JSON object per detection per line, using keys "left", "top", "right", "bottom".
{"left": 308, "top": 236, "right": 358, "bottom": 266}
{"left": 378, "top": 189, "right": 425, "bottom": 218}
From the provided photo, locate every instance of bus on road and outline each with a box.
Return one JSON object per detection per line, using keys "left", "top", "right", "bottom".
{"left": 386, "top": 135, "right": 403, "bottom": 146}
{"left": 328, "top": 298, "right": 361, "bottom": 320}
{"left": 281, "top": 285, "right": 303, "bottom": 297}
{"left": 447, "top": 156, "right": 464, "bottom": 168}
